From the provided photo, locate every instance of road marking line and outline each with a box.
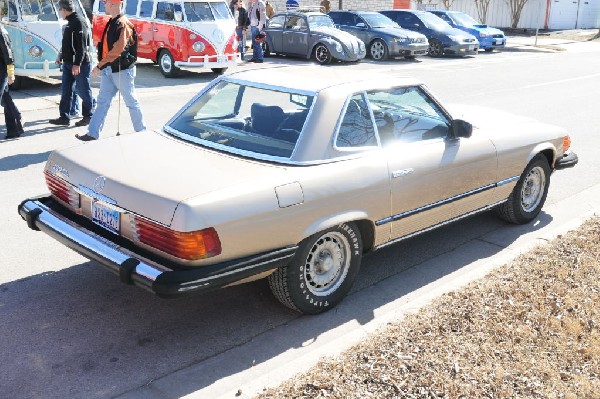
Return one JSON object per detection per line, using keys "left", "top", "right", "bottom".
{"left": 523, "top": 73, "right": 600, "bottom": 88}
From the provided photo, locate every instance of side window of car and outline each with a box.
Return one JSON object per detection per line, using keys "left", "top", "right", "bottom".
{"left": 367, "top": 86, "right": 450, "bottom": 146}
{"left": 355, "top": 16, "right": 366, "bottom": 27}
{"left": 139, "top": 0, "right": 154, "bottom": 17}
{"left": 156, "top": 2, "right": 175, "bottom": 20}
{"left": 125, "top": 0, "right": 139, "bottom": 16}
{"left": 336, "top": 94, "right": 377, "bottom": 148}
{"left": 338, "top": 12, "right": 353, "bottom": 26}
{"left": 269, "top": 15, "right": 285, "bottom": 28}
{"left": 285, "top": 16, "right": 307, "bottom": 30}
{"left": 328, "top": 12, "right": 340, "bottom": 25}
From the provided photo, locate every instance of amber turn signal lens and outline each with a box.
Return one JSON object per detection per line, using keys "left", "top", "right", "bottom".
{"left": 563, "top": 135, "right": 571, "bottom": 153}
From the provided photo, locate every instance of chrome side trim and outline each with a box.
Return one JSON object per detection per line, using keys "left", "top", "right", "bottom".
{"left": 496, "top": 175, "right": 519, "bottom": 186}
{"left": 376, "top": 183, "right": 496, "bottom": 226}
{"left": 375, "top": 200, "right": 507, "bottom": 250}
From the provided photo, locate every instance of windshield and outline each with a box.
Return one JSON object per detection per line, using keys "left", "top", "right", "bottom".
{"left": 419, "top": 12, "right": 451, "bottom": 30}
{"left": 450, "top": 12, "right": 480, "bottom": 27}
{"left": 184, "top": 1, "right": 231, "bottom": 22}
{"left": 308, "top": 15, "right": 334, "bottom": 28}
{"left": 167, "top": 81, "right": 314, "bottom": 159}
{"left": 361, "top": 13, "right": 397, "bottom": 28}
{"left": 20, "top": 0, "right": 59, "bottom": 21}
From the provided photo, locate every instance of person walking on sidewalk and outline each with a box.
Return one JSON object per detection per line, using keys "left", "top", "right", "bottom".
{"left": 76, "top": 0, "right": 145, "bottom": 141}
{"left": 0, "top": 22, "right": 23, "bottom": 139}
{"left": 49, "top": 0, "right": 94, "bottom": 127}
{"left": 248, "top": 0, "right": 266, "bottom": 63}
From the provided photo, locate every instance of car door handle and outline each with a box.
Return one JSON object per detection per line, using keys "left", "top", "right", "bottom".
{"left": 153, "top": 28, "right": 159, "bottom": 32}
{"left": 392, "top": 168, "right": 414, "bottom": 178}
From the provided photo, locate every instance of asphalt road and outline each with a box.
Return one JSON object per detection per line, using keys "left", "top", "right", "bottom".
{"left": 1, "top": 40, "right": 599, "bottom": 398}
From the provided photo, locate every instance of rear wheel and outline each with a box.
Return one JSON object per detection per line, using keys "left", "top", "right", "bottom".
{"left": 314, "top": 43, "right": 332, "bottom": 65}
{"left": 262, "top": 41, "right": 271, "bottom": 57}
{"left": 428, "top": 39, "right": 443, "bottom": 57}
{"left": 497, "top": 155, "right": 551, "bottom": 224}
{"left": 369, "top": 39, "right": 388, "bottom": 61}
{"left": 268, "top": 223, "right": 363, "bottom": 314}
{"left": 158, "top": 49, "right": 180, "bottom": 78}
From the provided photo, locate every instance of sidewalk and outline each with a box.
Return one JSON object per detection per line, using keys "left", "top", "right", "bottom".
{"left": 504, "top": 28, "right": 600, "bottom": 52}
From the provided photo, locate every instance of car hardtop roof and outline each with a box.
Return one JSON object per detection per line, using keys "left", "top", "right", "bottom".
{"left": 275, "top": 10, "right": 327, "bottom": 16}
{"left": 381, "top": 9, "right": 423, "bottom": 14}
{"left": 225, "top": 67, "right": 422, "bottom": 94}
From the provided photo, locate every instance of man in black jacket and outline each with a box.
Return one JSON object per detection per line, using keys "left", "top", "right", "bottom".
{"left": 49, "top": 0, "right": 94, "bottom": 127}
{"left": 232, "top": 0, "right": 250, "bottom": 61}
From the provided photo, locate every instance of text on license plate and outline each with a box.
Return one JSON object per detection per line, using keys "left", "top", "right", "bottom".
{"left": 92, "top": 201, "right": 120, "bottom": 233}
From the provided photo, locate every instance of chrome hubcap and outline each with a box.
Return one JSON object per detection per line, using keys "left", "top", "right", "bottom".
{"left": 371, "top": 42, "right": 385, "bottom": 59}
{"left": 521, "top": 166, "right": 546, "bottom": 213}
{"left": 161, "top": 54, "right": 172, "bottom": 73}
{"left": 303, "top": 232, "right": 350, "bottom": 296}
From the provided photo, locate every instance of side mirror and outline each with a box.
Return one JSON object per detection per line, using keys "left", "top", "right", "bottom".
{"left": 174, "top": 11, "right": 183, "bottom": 22}
{"left": 356, "top": 22, "right": 366, "bottom": 29}
{"left": 451, "top": 119, "right": 473, "bottom": 138}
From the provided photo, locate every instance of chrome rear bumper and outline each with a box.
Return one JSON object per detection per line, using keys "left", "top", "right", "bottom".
{"left": 18, "top": 196, "right": 297, "bottom": 298}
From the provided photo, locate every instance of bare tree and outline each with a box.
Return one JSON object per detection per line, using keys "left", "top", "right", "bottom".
{"left": 440, "top": 0, "right": 455, "bottom": 9}
{"left": 507, "top": 0, "right": 531, "bottom": 28}
{"left": 474, "top": 0, "right": 493, "bottom": 24}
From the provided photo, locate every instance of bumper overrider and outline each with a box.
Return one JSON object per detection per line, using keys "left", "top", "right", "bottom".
{"left": 555, "top": 151, "right": 579, "bottom": 170}
{"left": 18, "top": 196, "right": 297, "bottom": 298}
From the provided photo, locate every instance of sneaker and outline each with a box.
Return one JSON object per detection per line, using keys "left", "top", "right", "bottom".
{"left": 75, "top": 134, "right": 96, "bottom": 141}
{"left": 74, "top": 117, "right": 91, "bottom": 127}
{"left": 49, "top": 117, "right": 70, "bottom": 126}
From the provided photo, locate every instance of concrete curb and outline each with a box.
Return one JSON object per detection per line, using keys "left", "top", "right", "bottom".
{"left": 114, "top": 181, "right": 600, "bottom": 399}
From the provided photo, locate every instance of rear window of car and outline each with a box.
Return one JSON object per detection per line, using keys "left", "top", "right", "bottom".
{"left": 167, "top": 81, "right": 314, "bottom": 159}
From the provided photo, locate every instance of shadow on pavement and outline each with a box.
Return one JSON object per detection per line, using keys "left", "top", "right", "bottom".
{"left": 0, "top": 151, "right": 51, "bottom": 171}
{"left": 0, "top": 209, "right": 553, "bottom": 398}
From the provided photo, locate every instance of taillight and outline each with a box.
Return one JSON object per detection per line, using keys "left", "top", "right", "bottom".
{"left": 130, "top": 216, "right": 222, "bottom": 260}
{"left": 44, "top": 170, "right": 79, "bottom": 208}
{"left": 563, "top": 135, "right": 571, "bottom": 152}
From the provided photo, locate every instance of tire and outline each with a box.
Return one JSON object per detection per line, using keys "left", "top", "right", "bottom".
{"left": 268, "top": 223, "right": 363, "bottom": 314}
{"left": 211, "top": 68, "right": 227, "bottom": 75}
{"left": 428, "top": 39, "right": 444, "bottom": 57}
{"left": 404, "top": 55, "right": 416, "bottom": 60}
{"left": 369, "top": 39, "right": 388, "bottom": 61}
{"left": 262, "top": 41, "right": 271, "bottom": 57}
{"left": 314, "top": 43, "right": 332, "bottom": 65}
{"left": 158, "top": 49, "right": 180, "bottom": 78}
{"left": 485, "top": 48, "right": 494, "bottom": 53}
{"left": 497, "top": 155, "right": 551, "bottom": 224}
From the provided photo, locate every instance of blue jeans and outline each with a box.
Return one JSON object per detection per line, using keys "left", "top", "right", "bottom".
{"left": 251, "top": 26, "right": 263, "bottom": 61}
{"left": 236, "top": 27, "right": 246, "bottom": 59}
{"left": 59, "top": 63, "right": 93, "bottom": 120}
{"left": 86, "top": 65, "right": 146, "bottom": 139}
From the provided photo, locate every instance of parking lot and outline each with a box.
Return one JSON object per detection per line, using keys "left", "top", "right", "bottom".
{"left": 1, "top": 36, "right": 600, "bottom": 398}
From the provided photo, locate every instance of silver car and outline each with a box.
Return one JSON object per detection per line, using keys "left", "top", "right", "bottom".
{"left": 263, "top": 11, "right": 366, "bottom": 64}
{"left": 328, "top": 11, "right": 429, "bottom": 60}
{"left": 19, "top": 68, "right": 578, "bottom": 314}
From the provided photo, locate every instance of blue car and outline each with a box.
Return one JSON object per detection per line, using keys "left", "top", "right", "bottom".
{"left": 379, "top": 9, "right": 478, "bottom": 57}
{"left": 430, "top": 10, "right": 506, "bottom": 52}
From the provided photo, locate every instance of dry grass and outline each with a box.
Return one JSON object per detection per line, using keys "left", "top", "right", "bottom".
{"left": 259, "top": 217, "right": 600, "bottom": 399}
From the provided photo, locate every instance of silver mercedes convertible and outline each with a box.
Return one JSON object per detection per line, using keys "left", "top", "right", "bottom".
{"left": 19, "top": 67, "right": 578, "bottom": 314}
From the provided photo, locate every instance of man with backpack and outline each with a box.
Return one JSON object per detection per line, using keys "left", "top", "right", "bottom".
{"left": 76, "top": 0, "right": 145, "bottom": 141}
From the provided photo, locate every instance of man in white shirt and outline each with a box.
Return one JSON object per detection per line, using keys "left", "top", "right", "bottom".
{"left": 247, "top": 0, "right": 266, "bottom": 62}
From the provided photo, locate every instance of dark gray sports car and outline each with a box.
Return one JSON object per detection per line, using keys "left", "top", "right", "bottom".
{"left": 263, "top": 11, "right": 366, "bottom": 64}
{"left": 329, "top": 11, "right": 429, "bottom": 61}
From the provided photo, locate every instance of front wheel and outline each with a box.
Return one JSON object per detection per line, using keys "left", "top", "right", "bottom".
{"left": 428, "top": 39, "right": 444, "bottom": 57}
{"left": 158, "top": 49, "right": 180, "bottom": 78}
{"left": 268, "top": 223, "right": 363, "bottom": 314}
{"left": 211, "top": 68, "right": 227, "bottom": 75}
{"left": 369, "top": 39, "right": 388, "bottom": 61}
{"left": 485, "top": 48, "right": 494, "bottom": 53}
{"left": 497, "top": 155, "right": 551, "bottom": 224}
{"left": 314, "top": 43, "right": 332, "bottom": 65}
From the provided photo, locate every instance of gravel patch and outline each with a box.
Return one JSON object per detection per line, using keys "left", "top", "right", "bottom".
{"left": 258, "top": 217, "right": 600, "bottom": 398}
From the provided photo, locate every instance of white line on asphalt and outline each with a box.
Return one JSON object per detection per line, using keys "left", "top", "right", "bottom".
{"left": 523, "top": 72, "right": 600, "bottom": 88}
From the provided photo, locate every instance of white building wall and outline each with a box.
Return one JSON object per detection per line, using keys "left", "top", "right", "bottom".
{"left": 267, "top": 0, "right": 599, "bottom": 28}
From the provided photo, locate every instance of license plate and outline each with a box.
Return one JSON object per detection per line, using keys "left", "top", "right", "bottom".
{"left": 217, "top": 56, "right": 227, "bottom": 63}
{"left": 495, "top": 39, "right": 503, "bottom": 45}
{"left": 468, "top": 45, "right": 475, "bottom": 51}
{"left": 92, "top": 201, "right": 120, "bottom": 234}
